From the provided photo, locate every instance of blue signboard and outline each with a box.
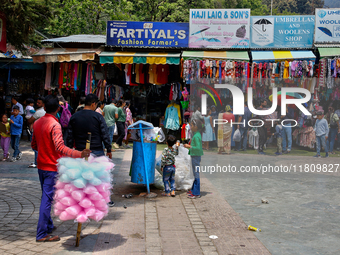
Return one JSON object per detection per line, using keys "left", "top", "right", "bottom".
{"left": 251, "top": 16, "right": 315, "bottom": 48}
{"left": 106, "top": 21, "right": 189, "bottom": 48}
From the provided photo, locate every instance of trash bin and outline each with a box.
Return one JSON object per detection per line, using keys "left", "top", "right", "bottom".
{"left": 131, "top": 141, "right": 156, "bottom": 185}
{"left": 128, "top": 120, "right": 157, "bottom": 194}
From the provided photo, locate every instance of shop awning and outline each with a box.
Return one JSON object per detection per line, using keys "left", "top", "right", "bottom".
{"left": 99, "top": 52, "right": 181, "bottom": 65}
{"left": 318, "top": 47, "right": 340, "bottom": 58}
{"left": 252, "top": 51, "right": 315, "bottom": 61}
{"left": 182, "top": 51, "right": 249, "bottom": 61}
{"left": 32, "top": 48, "right": 102, "bottom": 63}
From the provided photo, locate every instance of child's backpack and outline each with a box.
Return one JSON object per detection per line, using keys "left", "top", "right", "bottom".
{"left": 60, "top": 102, "right": 72, "bottom": 128}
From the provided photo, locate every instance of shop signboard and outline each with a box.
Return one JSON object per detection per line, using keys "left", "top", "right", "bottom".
{"left": 106, "top": 21, "right": 189, "bottom": 48}
{"left": 315, "top": 8, "right": 340, "bottom": 43}
{"left": 189, "top": 9, "right": 250, "bottom": 48}
{"left": 0, "top": 12, "right": 6, "bottom": 53}
{"left": 251, "top": 15, "right": 315, "bottom": 48}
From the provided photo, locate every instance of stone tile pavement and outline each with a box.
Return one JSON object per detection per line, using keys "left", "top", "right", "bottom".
{"left": 0, "top": 141, "right": 269, "bottom": 254}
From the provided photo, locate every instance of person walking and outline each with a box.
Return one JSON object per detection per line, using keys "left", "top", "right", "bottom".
{"left": 237, "top": 101, "right": 252, "bottom": 151}
{"left": 96, "top": 101, "right": 105, "bottom": 116}
{"left": 202, "top": 109, "right": 215, "bottom": 150}
{"left": 113, "top": 99, "right": 126, "bottom": 149}
{"left": 123, "top": 101, "right": 133, "bottom": 148}
{"left": 1, "top": 113, "right": 11, "bottom": 161}
{"left": 67, "top": 94, "right": 112, "bottom": 158}
{"left": 27, "top": 97, "right": 46, "bottom": 168}
{"left": 11, "top": 96, "right": 24, "bottom": 115}
{"left": 10, "top": 105, "right": 23, "bottom": 162}
{"left": 217, "top": 105, "right": 235, "bottom": 155}
{"left": 103, "top": 99, "right": 118, "bottom": 149}
{"left": 184, "top": 119, "right": 204, "bottom": 199}
{"left": 314, "top": 111, "right": 329, "bottom": 158}
{"left": 273, "top": 122, "right": 283, "bottom": 155}
{"left": 281, "top": 105, "right": 294, "bottom": 154}
{"left": 326, "top": 105, "right": 339, "bottom": 154}
{"left": 32, "top": 95, "right": 91, "bottom": 242}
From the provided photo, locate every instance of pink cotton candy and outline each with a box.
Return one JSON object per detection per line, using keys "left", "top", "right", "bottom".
{"left": 64, "top": 184, "right": 80, "bottom": 193}
{"left": 78, "top": 198, "right": 94, "bottom": 208}
{"left": 71, "top": 190, "right": 85, "bottom": 202}
{"left": 84, "top": 207, "right": 96, "bottom": 217}
{"left": 100, "top": 191, "right": 111, "bottom": 203}
{"left": 96, "top": 183, "right": 111, "bottom": 193}
{"left": 76, "top": 211, "right": 88, "bottom": 223}
{"left": 59, "top": 211, "right": 76, "bottom": 221}
{"left": 60, "top": 196, "right": 77, "bottom": 206}
{"left": 83, "top": 185, "right": 98, "bottom": 194}
{"left": 65, "top": 204, "right": 82, "bottom": 216}
{"left": 93, "top": 200, "right": 107, "bottom": 210}
{"left": 55, "top": 189, "right": 69, "bottom": 199}
{"left": 88, "top": 192, "right": 103, "bottom": 201}
{"left": 55, "top": 180, "right": 66, "bottom": 189}
{"left": 54, "top": 208, "right": 63, "bottom": 216}
{"left": 89, "top": 209, "right": 106, "bottom": 222}
{"left": 54, "top": 201, "right": 68, "bottom": 210}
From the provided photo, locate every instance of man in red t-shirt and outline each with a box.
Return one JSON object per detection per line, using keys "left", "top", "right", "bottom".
{"left": 32, "top": 95, "right": 90, "bottom": 242}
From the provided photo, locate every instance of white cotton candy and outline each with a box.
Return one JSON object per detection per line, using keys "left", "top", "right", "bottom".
{"left": 66, "top": 168, "right": 82, "bottom": 180}
{"left": 82, "top": 170, "right": 95, "bottom": 180}
{"left": 59, "top": 173, "right": 71, "bottom": 183}
{"left": 89, "top": 177, "right": 102, "bottom": 186}
{"left": 73, "top": 177, "right": 87, "bottom": 189}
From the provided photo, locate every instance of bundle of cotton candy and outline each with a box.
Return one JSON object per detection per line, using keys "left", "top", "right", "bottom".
{"left": 53, "top": 155, "right": 114, "bottom": 223}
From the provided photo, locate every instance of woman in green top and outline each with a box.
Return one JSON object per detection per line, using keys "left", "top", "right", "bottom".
{"left": 184, "top": 119, "right": 204, "bottom": 198}
{"left": 113, "top": 99, "right": 126, "bottom": 149}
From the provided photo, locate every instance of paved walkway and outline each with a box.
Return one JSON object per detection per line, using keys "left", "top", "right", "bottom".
{"left": 0, "top": 141, "right": 269, "bottom": 254}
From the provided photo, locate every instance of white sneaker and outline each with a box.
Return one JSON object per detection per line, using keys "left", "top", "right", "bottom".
{"left": 125, "top": 145, "right": 131, "bottom": 148}
{"left": 11, "top": 157, "right": 16, "bottom": 162}
{"left": 113, "top": 143, "right": 119, "bottom": 149}
{"left": 28, "top": 163, "right": 37, "bottom": 168}
{"left": 16, "top": 152, "right": 22, "bottom": 160}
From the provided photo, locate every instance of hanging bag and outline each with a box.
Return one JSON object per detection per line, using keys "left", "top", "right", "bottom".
{"left": 60, "top": 102, "right": 72, "bottom": 128}
{"left": 330, "top": 113, "right": 338, "bottom": 129}
{"left": 233, "top": 129, "right": 241, "bottom": 142}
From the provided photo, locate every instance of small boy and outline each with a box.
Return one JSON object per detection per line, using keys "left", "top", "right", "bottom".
{"left": 273, "top": 122, "right": 283, "bottom": 155}
{"left": 161, "top": 135, "right": 179, "bottom": 197}
{"left": 10, "top": 105, "right": 23, "bottom": 162}
{"left": 314, "top": 111, "right": 329, "bottom": 158}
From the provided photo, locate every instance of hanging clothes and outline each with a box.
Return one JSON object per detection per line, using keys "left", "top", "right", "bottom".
{"left": 164, "top": 104, "right": 180, "bottom": 130}
{"left": 45, "top": 63, "right": 52, "bottom": 90}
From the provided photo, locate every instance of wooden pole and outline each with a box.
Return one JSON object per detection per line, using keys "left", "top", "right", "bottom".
{"left": 75, "top": 132, "right": 91, "bottom": 247}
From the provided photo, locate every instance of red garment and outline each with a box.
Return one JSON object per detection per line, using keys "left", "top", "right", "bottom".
{"left": 157, "top": 64, "right": 169, "bottom": 84}
{"left": 31, "top": 114, "right": 82, "bottom": 172}
{"left": 169, "top": 84, "right": 174, "bottom": 100}
{"left": 223, "top": 113, "right": 235, "bottom": 123}
{"left": 181, "top": 124, "right": 187, "bottom": 139}
{"left": 139, "top": 64, "right": 145, "bottom": 84}
{"left": 58, "top": 63, "right": 64, "bottom": 88}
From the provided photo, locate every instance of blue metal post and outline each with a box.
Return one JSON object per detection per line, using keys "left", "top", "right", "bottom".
{"left": 139, "top": 123, "right": 150, "bottom": 194}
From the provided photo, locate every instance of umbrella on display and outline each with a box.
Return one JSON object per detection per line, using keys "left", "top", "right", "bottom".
{"left": 191, "top": 26, "right": 210, "bottom": 36}
{"left": 195, "top": 37, "right": 221, "bottom": 42}
{"left": 254, "top": 19, "right": 272, "bottom": 32}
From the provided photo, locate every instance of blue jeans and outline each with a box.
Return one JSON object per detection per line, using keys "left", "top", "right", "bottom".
{"left": 108, "top": 125, "right": 115, "bottom": 145}
{"left": 282, "top": 124, "right": 292, "bottom": 152}
{"left": 163, "top": 165, "right": 176, "bottom": 193}
{"left": 316, "top": 135, "right": 328, "bottom": 155}
{"left": 91, "top": 150, "right": 105, "bottom": 157}
{"left": 191, "top": 156, "right": 201, "bottom": 196}
{"left": 37, "top": 169, "right": 58, "bottom": 240}
{"left": 326, "top": 128, "right": 337, "bottom": 153}
{"left": 237, "top": 128, "right": 248, "bottom": 150}
{"left": 11, "top": 134, "right": 21, "bottom": 158}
